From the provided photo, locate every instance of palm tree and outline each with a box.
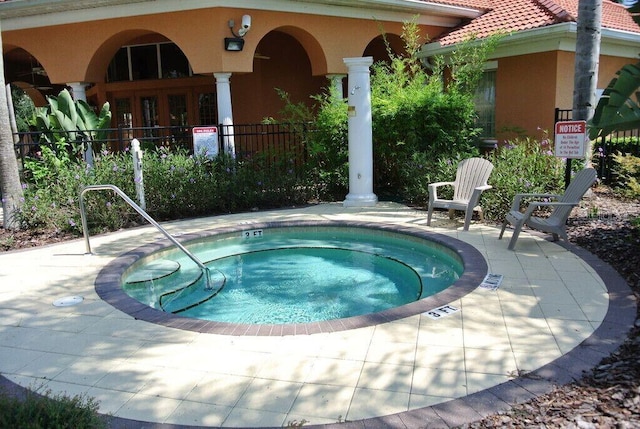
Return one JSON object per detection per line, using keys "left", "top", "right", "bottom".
{"left": 0, "top": 20, "right": 24, "bottom": 230}
{"left": 589, "top": 2, "right": 640, "bottom": 139}
{"left": 573, "top": 0, "right": 603, "bottom": 165}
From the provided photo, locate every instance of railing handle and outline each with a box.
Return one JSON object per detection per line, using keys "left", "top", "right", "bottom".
{"left": 80, "top": 184, "right": 213, "bottom": 290}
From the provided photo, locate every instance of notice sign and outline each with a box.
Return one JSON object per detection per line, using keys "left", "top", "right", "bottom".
{"left": 554, "top": 121, "right": 587, "bottom": 159}
{"left": 193, "top": 126, "right": 219, "bottom": 158}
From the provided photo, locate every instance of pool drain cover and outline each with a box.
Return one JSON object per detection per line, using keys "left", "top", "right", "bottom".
{"left": 53, "top": 296, "right": 84, "bottom": 307}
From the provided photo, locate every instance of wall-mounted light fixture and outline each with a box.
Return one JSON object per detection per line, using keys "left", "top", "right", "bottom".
{"left": 224, "top": 38, "right": 245, "bottom": 51}
{"left": 224, "top": 15, "right": 251, "bottom": 52}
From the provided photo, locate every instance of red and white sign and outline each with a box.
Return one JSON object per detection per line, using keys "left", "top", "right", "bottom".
{"left": 554, "top": 120, "right": 587, "bottom": 159}
{"left": 193, "top": 126, "right": 219, "bottom": 158}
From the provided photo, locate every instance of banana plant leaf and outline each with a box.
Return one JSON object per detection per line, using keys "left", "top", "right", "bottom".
{"left": 55, "top": 89, "right": 78, "bottom": 128}
{"left": 76, "top": 100, "right": 112, "bottom": 141}
{"left": 30, "top": 89, "right": 112, "bottom": 147}
{"left": 588, "top": 61, "right": 640, "bottom": 139}
{"left": 33, "top": 109, "right": 53, "bottom": 143}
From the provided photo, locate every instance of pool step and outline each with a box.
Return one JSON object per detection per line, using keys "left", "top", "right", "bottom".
{"left": 124, "top": 259, "right": 180, "bottom": 283}
{"left": 123, "top": 259, "right": 226, "bottom": 314}
{"left": 160, "top": 268, "right": 226, "bottom": 314}
{"left": 123, "top": 260, "right": 201, "bottom": 310}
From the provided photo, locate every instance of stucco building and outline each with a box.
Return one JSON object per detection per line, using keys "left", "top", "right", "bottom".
{"left": 421, "top": 0, "right": 640, "bottom": 139}
{"left": 1, "top": 0, "right": 639, "bottom": 142}
{"left": 0, "top": 1, "right": 480, "bottom": 132}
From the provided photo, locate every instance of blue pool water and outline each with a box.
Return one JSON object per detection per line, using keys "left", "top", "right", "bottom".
{"left": 122, "top": 226, "right": 463, "bottom": 324}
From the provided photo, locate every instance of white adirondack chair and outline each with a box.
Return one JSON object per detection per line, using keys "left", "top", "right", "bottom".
{"left": 427, "top": 157, "right": 494, "bottom": 231}
{"left": 499, "top": 168, "right": 597, "bottom": 250}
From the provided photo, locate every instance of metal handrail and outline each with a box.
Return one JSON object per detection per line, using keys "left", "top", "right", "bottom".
{"left": 79, "top": 184, "right": 214, "bottom": 290}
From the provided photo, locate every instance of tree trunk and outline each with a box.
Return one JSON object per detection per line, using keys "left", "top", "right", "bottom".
{"left": 573, "top": 0, "right": 603, "bottom": 167}
{"left": 0, "top": 20, "right": 24, "bottom": 229}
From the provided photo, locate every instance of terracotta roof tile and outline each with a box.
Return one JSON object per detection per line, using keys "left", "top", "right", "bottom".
{"left": 425, "top": 0, "right": 492, "bottom": 8}
{"left": 431, "top": 0, "right": 640, "bottom": 46}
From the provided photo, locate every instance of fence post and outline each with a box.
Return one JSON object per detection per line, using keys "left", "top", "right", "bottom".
{"left": 84, "top": 139, "right": 94, "bottom": 169}
{"left": 131, "top": 138, "right": 146, "bottom": 210}
{"left": 555, "top": 108, "right": 573, "bottom": 189}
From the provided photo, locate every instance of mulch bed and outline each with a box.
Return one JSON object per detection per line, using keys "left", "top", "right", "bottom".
{"left": 1, "top": 186, "right": 639, "bottom": 428}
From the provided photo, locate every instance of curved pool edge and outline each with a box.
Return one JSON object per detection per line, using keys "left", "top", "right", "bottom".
{"left": 95, "top": 220, "right": 488, "bottom": 336}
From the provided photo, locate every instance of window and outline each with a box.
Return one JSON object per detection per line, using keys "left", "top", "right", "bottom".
{"left": 107, "top": 42, "right": 190, "bottom": 82}
{"left": 131, "top": 45, "right": 159, "bottom": 80}
{"left": 168, "top": 94, "right": 188, "bottom": 126}
{"left": 141, "top": 96, "right": 158, "bottom": 127}
{"left": 474, "top": 69, "right": 496, "bottom": 138}
{"left": 198, "top": 93, "right": 217, "bottom": 125}
{"left": 108, "top": 49, "right": 130, "bottom": 82}
{"left": 114, "top": 98, "right": 132, "bottom": 127}
{"left": 161, "top": 44, "right": 190, "bottom": 78}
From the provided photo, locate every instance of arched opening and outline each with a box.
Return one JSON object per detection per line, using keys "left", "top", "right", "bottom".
{"left": 232, "top": 30, "right": 327, "bottom": 123}
{"left": 86, "top": 32, "right": 218, "bottom": 147}
{"left": 363, "top": 34, "right": 406, "bottom": 64}
{"left": 3, "top": 48, "right": 64, "bottom": 106}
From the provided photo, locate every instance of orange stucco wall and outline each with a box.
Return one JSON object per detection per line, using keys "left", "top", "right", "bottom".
{"left": 598, "top": 54, "right": 637, "bottom": 88}
{"left": 495, "top": 51, "right": 640, "bottom": 141}
{"left": 554, "top": 51, "right": 575, "bottom": 112}
{"left": 554, "top": 51, "right": 635, "bottom": 111}
{"left": 495, "top": 52, "right": 559, "bottom": 140}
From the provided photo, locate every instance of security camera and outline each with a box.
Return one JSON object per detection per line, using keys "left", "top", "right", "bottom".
{"left": 238, "top": 15, "right": 251, "bottom": 36}
{"left": 241, "top": 15, "right": 251, "bottom": 30}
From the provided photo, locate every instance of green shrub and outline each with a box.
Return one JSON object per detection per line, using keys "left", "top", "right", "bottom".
{"left": 0, "top": 388, "right": 106, "bottom": 429}
{"left": 302, "top": 90, "right": 349, "bottom": 201}
{"left": 271, "top": 20, "right": 491, "bottom": 202}
{"left": 599, "top": 136, "right": 640, "bottom": 155}
{"left": 18, "top": 142, "right": 314, "bottom": 234}
{"left": 482, "top": 134, "right": 565, "bottom": 221}
{"left": 397, "top": 152, "right": 463, "bottom": 206}
{"left": 610, "top": 151, "right": 640, "bottom": 198}
{"left": 20, "top": 144, "right": 138, "bottom": 233}
{"left": 369, "top": 22, "right": 483, "bottom": 197}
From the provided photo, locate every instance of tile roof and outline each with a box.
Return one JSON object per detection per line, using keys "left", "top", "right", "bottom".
{"left": 428, "top": 0, "right": 640, "bottom": 46}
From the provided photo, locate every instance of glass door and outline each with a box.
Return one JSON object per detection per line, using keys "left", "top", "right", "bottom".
{"left": 167, "top": 93, "right": 190, "bottom": 148}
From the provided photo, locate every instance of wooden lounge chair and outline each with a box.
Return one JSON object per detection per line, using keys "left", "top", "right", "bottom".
{"left": 499, "top": 168, "right": 597, "bottom": 250}
{"left": 427, "top": 157, "right": 494, "bottom": 231}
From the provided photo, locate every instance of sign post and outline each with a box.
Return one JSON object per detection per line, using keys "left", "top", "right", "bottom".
{"left": 554, "top": 120, "right": 587, "bottom": 188}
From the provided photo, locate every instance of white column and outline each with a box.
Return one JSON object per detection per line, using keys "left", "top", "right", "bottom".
{"left": 67, "top": 82, "right": 92, "bottom": 166}
{"left": 343, "top": 57, "right": 377, "bottom": 207}
{"left": 327, "top": 74, "right": 346, "bottom": 99}
{"left": 67, "top": 82, "right": 88, "bottom": 101}
{"left": 214, "top": 72, "right": 235, "bottom": 158}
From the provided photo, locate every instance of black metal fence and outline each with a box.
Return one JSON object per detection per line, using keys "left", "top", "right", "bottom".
{"left": 17, "top": 113, "right": 639, "bottom": 184}
{"left": 13, "top": 122, "right": 313, "bottom": 170}
{"left": 555, "top": 108, "right": 640, "bottom": 183}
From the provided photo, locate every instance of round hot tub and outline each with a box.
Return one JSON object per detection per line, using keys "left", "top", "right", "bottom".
{"left": 96, "top": 220, "right": 487, "bottom": 335}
